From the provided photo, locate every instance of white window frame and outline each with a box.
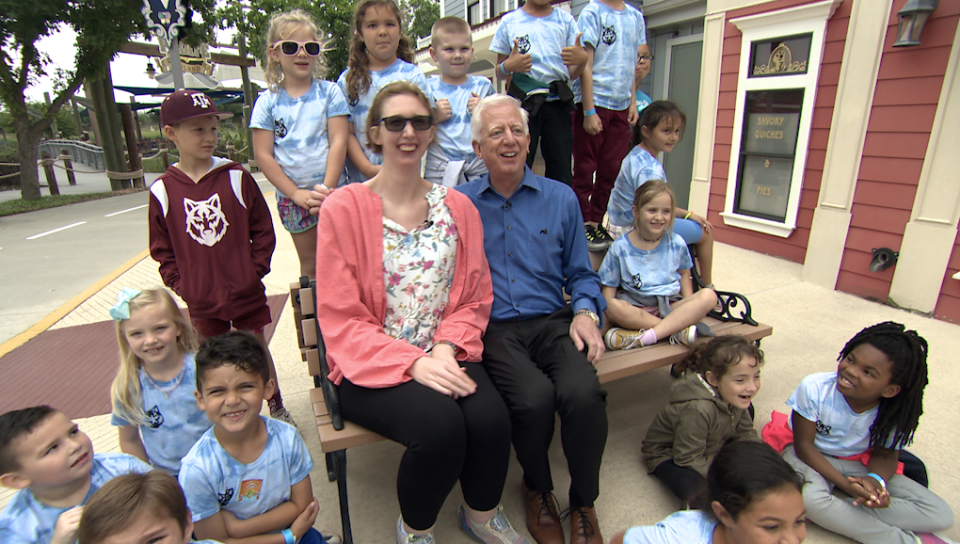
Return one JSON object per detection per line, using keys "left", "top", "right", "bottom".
{"left": 721, "top": 0, "right": 836, "bottom": 238}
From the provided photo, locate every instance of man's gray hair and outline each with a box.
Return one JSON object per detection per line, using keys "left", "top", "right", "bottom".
{"left": 471, "top": 94, "right": 529, "bottom": 144}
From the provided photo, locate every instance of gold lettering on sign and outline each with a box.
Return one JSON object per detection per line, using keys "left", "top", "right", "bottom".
{"left": 754, "top": 130, "right": 784, "bottom": 139}
{"left": 756, "top": 186, "right": 772, "bottom": 196}
{"left": 753, "top": 42, "right": 807, "bottom": 76}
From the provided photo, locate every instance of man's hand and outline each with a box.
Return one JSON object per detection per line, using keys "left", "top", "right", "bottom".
{"left": 570, "top": 313, "right": 604, "bottom": 365}
{"left": 307, "top": 184, "right": 335, "bottom": 215}
{"left": 467, "top": 92, "right": 481, "bottom": 115}
{"left": 291, "top": 499, "right": 319, "bottom": 540}
{"left": 562, "top": 33, "right": 587, "bottom": 66}
{"left": 435, "top": 98, "right": 453, "bottom": 123}
{"left": 627, "top": 105, "right": 639, "bottom": 126}
{"left": 584, "top": 114, "right": 602, "bottom": 135}
{"left": 50, "top": 506, "right": 83, "bottom": 544}
{"left": 410, "top": 356, "right": 477, "bottom": 399}
{"left": 505, "top": 39, "right": 532, "bottom": 74}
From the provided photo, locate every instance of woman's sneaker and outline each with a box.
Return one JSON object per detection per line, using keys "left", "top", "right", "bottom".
{"left": 396, "top": 515, "right": 435, "bottom": 544}
{"left": 669, "top": 325, "right": 697, "bottom": 346}
{"left": 604, "top": 328, "right": 644, "bottom": 350}
{"left": 459, "top": 505, "right": 530, "bottom": 544}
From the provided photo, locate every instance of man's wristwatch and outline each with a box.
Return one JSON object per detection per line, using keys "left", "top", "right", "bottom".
{"left": 574, "top": 309, "right": 600, "bottom": 328}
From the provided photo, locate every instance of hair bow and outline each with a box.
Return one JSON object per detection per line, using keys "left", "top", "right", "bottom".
{"left": 109, "top": 287, "right": 142, "bottom": 321}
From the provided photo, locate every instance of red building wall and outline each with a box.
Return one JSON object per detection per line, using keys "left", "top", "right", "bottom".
{"left": 708, "top": 0, "right": 851, "bottom": 263}
{"left": 834, "top": 2, "right": 958, "bottom": 301}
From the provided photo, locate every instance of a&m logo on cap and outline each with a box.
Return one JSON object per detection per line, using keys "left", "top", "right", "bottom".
{"left": 190, "top": 93, "right": 212, "bottom": 108}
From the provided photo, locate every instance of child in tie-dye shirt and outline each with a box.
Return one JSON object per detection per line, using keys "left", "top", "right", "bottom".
{"left": 179, "top": 332, "right": 328, "bottom": 544}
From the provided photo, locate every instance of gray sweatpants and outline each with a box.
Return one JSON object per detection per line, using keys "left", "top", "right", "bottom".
{"left": 782, "top": 445, "right": 954, "bottom": 544}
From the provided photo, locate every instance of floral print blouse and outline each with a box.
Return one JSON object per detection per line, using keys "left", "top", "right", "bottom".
{"left": 382, "top": 185, "right": 459, "bottom": 350}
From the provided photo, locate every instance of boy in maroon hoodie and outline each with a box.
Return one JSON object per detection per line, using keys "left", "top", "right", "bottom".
{"left": 149, "top": 90, "right": 295, "bottom": 425}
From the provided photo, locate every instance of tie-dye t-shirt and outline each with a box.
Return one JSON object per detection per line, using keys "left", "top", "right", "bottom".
{"left": 249, "top": 79, "right": 350, "bottom": 188}
{"left": 608, "top": 146, "right": 665, "bottom": 227}
{"left": 0, "top": 454, "right": 151, "bottom": 544}
{"left": 110, "top": 352, "right": 213, "bottom": 475}
{"left": 573, "top": 1, "right": 647, "bottom": 111}
{"left": 179, "top": 417, "right": 314, "bottom": 522}
{"left": 598, "top": 232, "right": 693, "bottom": 298}
{"left": 425, "top": 75, "right": 495, "bottom": 161}
{"left": 490, "top": 7, "right": 579, "bottom": 92}
{"left": 337, "top": 59, "right": 429, "bottom": 183}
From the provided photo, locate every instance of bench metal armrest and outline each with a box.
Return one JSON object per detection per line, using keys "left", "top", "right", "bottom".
{"left": 687, "top": 245, "right": 759, "bottom": 326}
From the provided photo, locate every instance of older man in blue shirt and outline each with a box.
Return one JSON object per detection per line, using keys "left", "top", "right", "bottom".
{"left": 457, "top": 94, "right": 608, "bottom": 544}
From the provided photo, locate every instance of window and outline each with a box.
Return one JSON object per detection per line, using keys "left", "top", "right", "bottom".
{"left": 468, "top": 0, "right": 481, "bottom": 25}
{"left": 721, "top": 1, "right": 836, "bottom": 238}
{"left": 491, "top": 0, "right": 508, "bottom": 19}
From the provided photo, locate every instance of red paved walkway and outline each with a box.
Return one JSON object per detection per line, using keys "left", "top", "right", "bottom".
{"left": 0, "top": 294, "right": 288, "bottom": 419}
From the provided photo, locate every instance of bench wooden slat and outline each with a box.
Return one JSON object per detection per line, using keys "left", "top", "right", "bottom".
{"left": 309, "top": 381, "right": 388, "bottom": 452}
{"left": 302, "top": 318, "right": 318, "bottom": 347}
{"left": 306, "top": 348, "right": 322, "bottom": 377}
{"left": 300, "top": 287, "right": 315, "bottom": 316}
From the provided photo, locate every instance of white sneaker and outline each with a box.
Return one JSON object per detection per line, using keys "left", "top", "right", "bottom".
{"left": 604, "top": 328, "right": 645, "bottom": 350}
{"left": 669, "top": 325, "right": 697, "bottom": 346}
{"left": 397, "top": 515, "right": 435, "bottom": 544}
{"left": 459, "top": 505, "right": 530, "bottom": 544}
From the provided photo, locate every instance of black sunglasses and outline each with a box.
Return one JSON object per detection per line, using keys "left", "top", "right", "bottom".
{"left": 379, "top": 115, "right": 433, "bottom": 132}
{"left": 274, "top": 40, "right": 322, "bottom": 56}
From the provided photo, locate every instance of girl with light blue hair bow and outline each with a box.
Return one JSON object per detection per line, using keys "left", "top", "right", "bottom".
{"left": 109, "top": 287, "right": 212, "bottom": 476}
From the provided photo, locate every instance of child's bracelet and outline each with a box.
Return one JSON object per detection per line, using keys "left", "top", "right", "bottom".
{"left": 866, "top": 472, "right": 887, "bottom": 490}
{"left": 281, "top": 528, "right": 296, "bottom": 544}
{"left": 430, "top": 340, "right": 458, "bottom": 354}
{"left": 499, "top": 62, "right": 511, "bottom": 77}
{"left": 683, "top": 212, "right": 693, "bottom": 220}
{"left": 584, "top": 108, "right": 597, "bottom": 117}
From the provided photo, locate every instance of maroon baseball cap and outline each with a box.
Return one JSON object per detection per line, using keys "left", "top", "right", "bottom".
{"left": 160, "top": 90, "right": 233, "bottom": 126}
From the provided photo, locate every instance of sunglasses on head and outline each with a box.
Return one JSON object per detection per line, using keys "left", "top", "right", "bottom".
{"left": 379, "top": 115, "right": 433, "bottom": 132}
{"left": 274, "top": 40, "right": 322, "bottom": 56}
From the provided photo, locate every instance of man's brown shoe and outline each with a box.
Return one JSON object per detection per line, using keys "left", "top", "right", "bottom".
{"left": 522, "top": 482, "right": 564, "bottom": 544}
{"left": 569, "top": 506, "right": 602, "bottom": 544}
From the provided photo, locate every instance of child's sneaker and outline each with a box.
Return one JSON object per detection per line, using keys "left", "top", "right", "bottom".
{"left": 594, "top": 224, "right": 615, "bottom": 248}
{"left": 397, "top": 515, "right": 435, "bottom": 544}
{"left": 669, "top": 325, "right": 697, "bottom": 346}
{"left": 459, "top": 505, "right": 530, "bottom": 544}
{"left": 271, "top": 407, "right": 298, "bottom": 429}
{"left": 604, "top": 328, "right": 644, "bottom": 350}
{"left": 585, "top": 225, "right": 603, "bottom": 252}
{"left": 322, "top": 532, "right": 343, "bottom": 544}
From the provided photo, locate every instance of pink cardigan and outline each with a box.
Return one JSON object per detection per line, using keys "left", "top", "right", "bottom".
{"left": 315, "top": 183, "right": 494, "bottom": 388}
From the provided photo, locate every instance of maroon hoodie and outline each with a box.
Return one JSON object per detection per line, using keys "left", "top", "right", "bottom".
{"left": 148, "top": 158, "right": 276, "bottom": 320}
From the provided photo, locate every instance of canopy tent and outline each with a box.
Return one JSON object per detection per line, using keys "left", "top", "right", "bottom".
{"left": 112, "top": 85, "right": 248, "bottom": 110}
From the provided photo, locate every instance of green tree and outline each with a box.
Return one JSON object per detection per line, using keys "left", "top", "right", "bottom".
{"left": 400, "top": 0, "right": 440, "bottom": 44}
{"left": 0, "top": 0, "right": 214, "bottom": 200}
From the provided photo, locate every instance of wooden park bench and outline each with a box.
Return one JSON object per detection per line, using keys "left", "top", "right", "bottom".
{"left": 290, "top": 275, "right": 772, "bottom": 544}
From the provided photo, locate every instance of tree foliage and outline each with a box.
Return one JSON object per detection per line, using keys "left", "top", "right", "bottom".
{"left": 217, "top": 0, "right": 439, "bottom": 83}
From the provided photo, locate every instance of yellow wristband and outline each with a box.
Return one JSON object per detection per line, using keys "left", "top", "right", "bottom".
{"left": 684, "top": 212, "right": 692, "bottom": 220}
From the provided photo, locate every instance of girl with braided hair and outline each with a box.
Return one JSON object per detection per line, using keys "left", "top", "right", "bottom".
{"left": 783, "top": 322, "right": 955, "bottom": 544}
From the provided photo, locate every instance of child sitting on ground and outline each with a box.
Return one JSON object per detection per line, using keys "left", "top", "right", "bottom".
{"left": 599, "top": 180, "right": 716, "bottom": 350}
{"left": 641, "top": 336, "right": 763, "bottom": 504}
{"left": 109, "top": 287, "right": 212, "bottom": 476}
{"left": 612, "top": 441, "right": 807, "bottom": 544}
{"left": 151, "top": 90, "right": 295, "bottom": 425}
{"left": 77, "top": 470, "right": 220, "bottom": 544}
{"left": 178, "top": 331, "right": 326, "bottom": 544}
{"left": 424, "top": 16, "right": 495, "bottom": 187}
{"left": 783, "top": 322, "right": 954, "bottom": 544}
{"left": 0, "top": 405, "right": 151, "bottom": 544}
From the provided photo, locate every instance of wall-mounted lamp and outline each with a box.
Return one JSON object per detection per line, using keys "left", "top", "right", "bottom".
{"left": 146, "top": 61, "right": 156, "bottom": 79}
{"left": 893, "top": 0, "right": 939, "bottom": 47}
{"left": 870, "top": 247, "right": 899, "bottom": 273}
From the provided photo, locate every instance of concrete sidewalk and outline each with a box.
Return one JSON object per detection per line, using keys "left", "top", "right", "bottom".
{"left": 1, "top": 198, "right": 957, "bottom": 543}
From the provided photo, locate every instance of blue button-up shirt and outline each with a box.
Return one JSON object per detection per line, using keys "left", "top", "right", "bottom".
{"left": 457, "top": 167, "right": 606, "bottom": 323}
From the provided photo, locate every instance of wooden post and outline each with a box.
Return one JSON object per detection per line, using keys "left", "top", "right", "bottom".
{"left": 101, "top": 66, "right": 132, "bottom": 189}
{"left": 88, "top": 77, "right": 123, "bottom": 190}
{"left": 237, "top": 35, "right": 255, "bottom": 159}
{"left": 160, "top": 144, "right": 170, "bottom": 171}
{"left": 61, "top": 148, "right": 77, "bottom": 186}
{"left": 130, "top": 96, "right": 144, "bottom": 144}
{"left": 119, "top": 104, "right": 145, "bottom": 188}
{"left": 40, "top": 150, "right": 60, "bottom": 195}
{"left": 44, "top": 92, "right": 59, "bottom": 138}
{"left": 227, "top": 141, "right": 236, "bottom": 161}
{"left": 83, "top": 83, "right": 101, "bottom": 146}
{"left": 71, "top": 99, "right": 83, "bottom": 139}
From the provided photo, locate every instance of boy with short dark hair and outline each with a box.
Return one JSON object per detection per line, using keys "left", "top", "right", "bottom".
{"left": 572, "top": 0, "right": 648, "bottom": 250}
{"left": 490, "top": 0, "right": 587, "bottom": 185}
{"left": 179, "top": 331, "right": 323, "bottom": 544}
{"left": 0, "top": 406, "right": 151, "bottom": 544}
{"left": 150, "top": 90, "right": 294, "bottom": 425}
{"left": 425, "top": 16, "right": 495, "bottom": 187}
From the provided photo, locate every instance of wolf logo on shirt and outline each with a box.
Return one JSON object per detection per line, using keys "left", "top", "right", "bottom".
{"left": 274, "top": 118, "right": 288, "bottom": 138}
{"left": 218, "top": 488, "right": 234, "bottom": 507}
{"left": 184, "top": 194, "right": 230, "bottom": 247}
{"left": 601, "top": 25, "right": 617, "bottom": 45}
{"left": 815, "top": 419, "right": 832, "bottom": 436}
{"left": 632, "top": 273, "right": 644, "bottom": 290}
{"left": 516, "top": 35, "right": 532, "bottom": 54}
{"left": 145, "top": 406, "right": 164, "bottom": 429}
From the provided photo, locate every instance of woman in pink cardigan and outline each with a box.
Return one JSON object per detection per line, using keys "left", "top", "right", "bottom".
{"left": 315, "top": 82, "right": 527, "bottom": 544}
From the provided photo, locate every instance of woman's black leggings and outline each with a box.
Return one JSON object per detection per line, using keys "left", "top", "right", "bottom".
{"left": 338, "top": 362, "right": 512, "bottom": 530}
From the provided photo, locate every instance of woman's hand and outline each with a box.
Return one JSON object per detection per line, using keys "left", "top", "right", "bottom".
{"left": 409, "top": 355, "right": 477, "bottom": 399}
